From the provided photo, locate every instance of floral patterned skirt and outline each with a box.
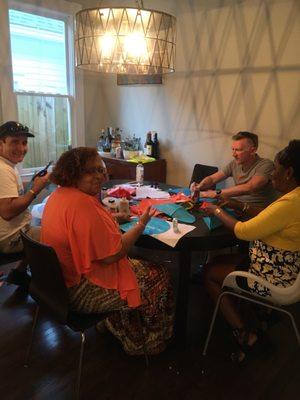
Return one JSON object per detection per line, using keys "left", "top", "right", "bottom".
{"left": 248, "top": 240, "right": 300, "bottom": 296}
{"left": 68, "top": 258, "right": 174, "bottom": 355}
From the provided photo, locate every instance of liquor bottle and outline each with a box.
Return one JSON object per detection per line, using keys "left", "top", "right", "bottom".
{"left": 102, "top": 128, "right": 111, "bottom": 152}
{"left": 144, "top": 132, "right": 153, "bottom": 157}
{"left": 152, "top": 132, "right": 159, "bottom": 159}
{"left": 103, "top": 135, "right": 111, "bottom": 152}
{"left": 107, "top": 127, "right": 113, "bottom": 144}
{"left": 111, "top": 130, "right": 120, "bottom": 157}
{"left": 136, "top": 163, "right": 144, "bottom": 186}
{"left": 96, "top": 129, "right": 105, "bottom": 152}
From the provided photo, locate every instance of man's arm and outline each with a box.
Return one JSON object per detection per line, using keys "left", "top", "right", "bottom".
{"left": 0, "top": 174, "right": 50, "bottom": 221}
{"left": 191, "top": 171, "right": 226, "bottom": 192}
{"left": 201, "top": 174, "right": 269, "bottom": 199}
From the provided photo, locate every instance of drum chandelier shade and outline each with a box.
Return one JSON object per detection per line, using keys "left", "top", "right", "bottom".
{"left": 75, "top": 7, "right": 176, "bottom": 74}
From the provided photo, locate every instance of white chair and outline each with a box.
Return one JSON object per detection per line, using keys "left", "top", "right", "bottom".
{"left": 203, "top": 269, "right": 300, "bottom": 356}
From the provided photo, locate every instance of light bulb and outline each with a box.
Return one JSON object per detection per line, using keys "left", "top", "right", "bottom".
{"left": 99, "top": 33, "right": 116, "bottom": 58}
{"left": 124, "top": 33, "right": 147, "bottom": 61}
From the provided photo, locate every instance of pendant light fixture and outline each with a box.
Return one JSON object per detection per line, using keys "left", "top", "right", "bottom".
{"left": 74, "top": 1, "right": 176, "bottom": 75}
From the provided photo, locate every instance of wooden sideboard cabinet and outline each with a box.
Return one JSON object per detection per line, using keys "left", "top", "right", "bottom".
{"left": 102, "top": 156, "right": 167, "bottom": 183}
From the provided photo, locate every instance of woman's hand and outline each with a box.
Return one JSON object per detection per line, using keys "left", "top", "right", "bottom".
{"left": 201, "top": 202, "right": 218, "bottom": 216}
{"left": 139, "top": 206, "right": 155, "bottom": 226}
{"left": 113, "top": 212, "right": 131, "bottom": 224}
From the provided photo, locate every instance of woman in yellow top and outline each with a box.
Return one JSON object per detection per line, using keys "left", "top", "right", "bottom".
{"left": 202, "top": 139, "right": 300, "bottom": 362}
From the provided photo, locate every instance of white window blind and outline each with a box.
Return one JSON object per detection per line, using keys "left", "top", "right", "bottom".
{"left": 9, "top": 9, "right": 68, "bottom": 95}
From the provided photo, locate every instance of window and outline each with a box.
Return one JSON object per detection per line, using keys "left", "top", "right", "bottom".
{"left": 1, "top": 0, "right": 84, "bottom": 172}
{"left": 9, "top": 10, "right": 68, "bottom": 94}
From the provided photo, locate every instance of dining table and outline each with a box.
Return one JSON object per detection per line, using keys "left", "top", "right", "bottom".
{"left": 105, "top": 180, "right": 238, "bottom": 346}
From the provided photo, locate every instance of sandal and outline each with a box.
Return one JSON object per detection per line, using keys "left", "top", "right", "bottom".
{"left": 231, "top": 328, "right": 264, "bottom": 364}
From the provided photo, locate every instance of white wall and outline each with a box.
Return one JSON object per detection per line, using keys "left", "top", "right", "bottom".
{"left": 79, "top": 0, "right": 300, "bottom": 185}
{"left": 2, "top": 0, "right": 299, "bottom": 185}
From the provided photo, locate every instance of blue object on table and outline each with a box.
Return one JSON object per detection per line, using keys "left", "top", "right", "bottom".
{"left": 203, "top": 208, "right": 238, "bottom": 231}
{"left": 153, "top": 203, "right": 196, "bottom": 223}
{"left": 120, "top": 217, "right": 170, "bottom": 235}
{"left": 168, "top": 187, "right": 191, "bottom": 196}
{"left": 202, "top": 215, "right": 223, "bottom": 230}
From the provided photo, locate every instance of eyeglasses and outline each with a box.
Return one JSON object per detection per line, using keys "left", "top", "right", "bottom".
{"left": 83, "top": 166, "right": 107, "bottom": 175}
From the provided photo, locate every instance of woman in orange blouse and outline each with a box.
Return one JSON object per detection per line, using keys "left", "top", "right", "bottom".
{"left": 41, "top": 147, "right": 174, "bottom": 355}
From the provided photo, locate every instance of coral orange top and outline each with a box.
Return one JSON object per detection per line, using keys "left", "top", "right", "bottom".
{"left": 41, "top": 187, "right": 141, "bottom": 307}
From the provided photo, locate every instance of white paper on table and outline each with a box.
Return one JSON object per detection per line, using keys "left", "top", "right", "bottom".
{"left": 115, "top": 183, "right": 170, "bottom": 199}
{"left": 152, "top": 221, "right": 196, "bottom": 248}
{"left": 135, "top": 185, "right": 170, "bottom": 199}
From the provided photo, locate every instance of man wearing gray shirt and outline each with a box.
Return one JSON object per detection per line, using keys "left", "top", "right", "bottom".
{"left": 191, "top": 131, "right": 278, "bottom": 208}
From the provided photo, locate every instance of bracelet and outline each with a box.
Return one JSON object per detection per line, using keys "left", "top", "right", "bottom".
{"left": 242, "top": 203, "right": 249, "bottom": 213}
{"left": 214, "top": 208, "right": 222, "bottom": 215}
{"left": 29, "top": 189, "right": 37, "bottom": 199}
{"left": 136, "top": 220, "right": 146, "bottom": 229}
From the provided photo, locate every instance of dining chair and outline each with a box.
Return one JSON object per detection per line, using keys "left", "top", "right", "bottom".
{"left": 0, "top": 251, "right": 24, "bottom": 266}
{"left": 190, "top": 164, "right": 218, "bottom": 188}
{"left": 20, "top": 231, "right": 148, "bottom": 399}
{"left": 203, "top": 269, "right": 300, "bottom": 357}
{"left": 0, "top": 251, "right": 24, "bottom": 283}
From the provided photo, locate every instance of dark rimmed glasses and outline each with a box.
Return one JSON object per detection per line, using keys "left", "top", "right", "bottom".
{"left": 83, "top": 166, "right": 108, "bottom": 175}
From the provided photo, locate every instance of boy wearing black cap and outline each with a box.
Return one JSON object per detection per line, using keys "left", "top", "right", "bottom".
{"left": 0, "top": 121, "right": 50, "bottom": 285}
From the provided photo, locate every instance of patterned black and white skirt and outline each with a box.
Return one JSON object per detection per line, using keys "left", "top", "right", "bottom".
{"left": 247, "top": 240, "right": 300, "bottom": 296}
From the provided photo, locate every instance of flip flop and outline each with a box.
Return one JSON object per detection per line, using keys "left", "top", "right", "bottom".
{"left": 120, "top": 217, "right": 170, "bottom": 235}
{"left": 153, "top": 203, "right": 196, "bottom": 223}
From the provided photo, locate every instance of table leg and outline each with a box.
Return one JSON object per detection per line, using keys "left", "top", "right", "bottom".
{"left": 174, "top": 249, "right": 191, "bottom": 347}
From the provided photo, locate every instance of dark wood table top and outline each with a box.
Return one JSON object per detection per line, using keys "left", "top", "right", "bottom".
{"left": 105, "top": 180, "right": 237, "bottom": 252}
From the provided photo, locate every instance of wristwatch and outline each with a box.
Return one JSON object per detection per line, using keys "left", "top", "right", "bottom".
{"left": 215, "top": 189, "right": 222, "bottom": 196}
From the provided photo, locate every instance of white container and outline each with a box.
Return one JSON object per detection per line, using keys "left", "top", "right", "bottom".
{"left": 136, "top": 163, "right": 144, "bottom": 185}
{"left": 107, "top": 198, "right": 118, "bottom": 213}
{"left": 172, "top": 218, "right": 180, "bottom": 233}
{"left": 118, "top": 197, "right": 130, "bottom": 215}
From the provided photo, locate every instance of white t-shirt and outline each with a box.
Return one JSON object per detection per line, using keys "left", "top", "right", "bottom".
{"left": 0, "top": 156, "right": 31, "bottom": 241}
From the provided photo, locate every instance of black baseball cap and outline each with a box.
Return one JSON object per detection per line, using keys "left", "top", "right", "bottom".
{"left": 0, "top": 121, "right": 35, "bottom": 138}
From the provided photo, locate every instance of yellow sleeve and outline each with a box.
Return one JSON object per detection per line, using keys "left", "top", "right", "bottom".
{"left": 234, "top": 197, "right": 292, "bottom": 241}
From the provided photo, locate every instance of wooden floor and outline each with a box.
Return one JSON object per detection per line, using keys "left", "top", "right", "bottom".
{"left": 1, "top": 259, "right": 300, "bottom": 400}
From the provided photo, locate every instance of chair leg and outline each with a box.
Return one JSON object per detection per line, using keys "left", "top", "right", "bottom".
{"left": 280, "top": 309, "right": 300, "bottom": 346}
{"left": 76, "top": 332, "right": 86, "bottom": 399}
{"left": 135, "top": 309, "right": 149, "bottom": 367}
{"left": 202, "top": 292, "right": 226, "bottom": 356}
{"left": 220, "top": 291, "right": 300, "bottom": 347}
{"left": 24, "top": 305, "right": 40, "bottom": 367}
